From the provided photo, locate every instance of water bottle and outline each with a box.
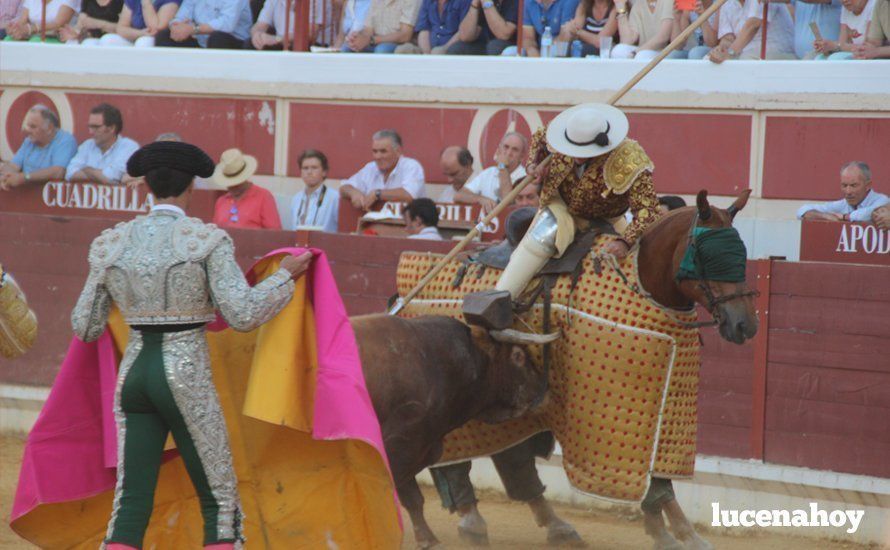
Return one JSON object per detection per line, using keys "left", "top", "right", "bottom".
{"left": 541, "top": 26, "right": 553, "bottom": 58}
{"left": 571, "top": 39, "right": 583, "bottom": 58}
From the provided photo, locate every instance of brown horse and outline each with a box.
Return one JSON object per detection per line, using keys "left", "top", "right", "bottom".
{"left": 437, "top": 189, "right": 758, "bottom": 549}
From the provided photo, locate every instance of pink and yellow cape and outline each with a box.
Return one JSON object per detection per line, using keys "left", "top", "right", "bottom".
{"left": 10, "top": 248, "right": 401, "bottom": 549}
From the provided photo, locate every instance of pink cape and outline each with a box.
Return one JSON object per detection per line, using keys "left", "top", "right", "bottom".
{"left": 11, "top": 247, "right": 394, "bottom": 523}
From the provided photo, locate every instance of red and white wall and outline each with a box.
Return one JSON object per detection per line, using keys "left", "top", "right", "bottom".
{"left": 3, "top": 43, "right": 890, "bottom": 260}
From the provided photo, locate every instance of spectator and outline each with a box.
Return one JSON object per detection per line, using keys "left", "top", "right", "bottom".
{"left": 657, "top": 194, "right": 687, "bottom": 213}
{"left": 853, "top": 0, "right": 890, "bottom": 58}
{"left": 514, "top": 180, "right": 540, "bottom": 208}
{"left": 455, "top": 131, "right": 527, "bottom": 213}
{"left": 341, "top": 0, "right": 420, "bottom": 52}
{"left": 792, "top": 0, "right": 841, "bottom": 59}
{"left": 797, "top": 161, "right": 889, "bottom": 222}
{"left": 708, "top": 0, "right": 795, "bottom": 61}
{"left": 4, "top": 0, "right": 77, "bottom": 42}
{"left": 0, "top": 105, "right": 77, "bottom": 191}
{"left": 155, "top": 132, "right": 182, "bottom": 141}
{"left": 58, "top": 0, "right": 123, "bottom": 44}
{"left": 245, "top": 0, "right": 333, "bottom": 50}
{"left": 0, "top": 0, "right": 23, "bottom": 39}
{"left": 814, "top": 0, "right": 876, "bottom": 59}
{"left": 394, "top": 0, "right": 471, "bottom": 53}
{"left": 155, "top": 0, "right": 251, "bottom": 49}
{"left": 120, "top": 132, "right": 183, "bottom": 188}
{"left": 333, "top": 0, "right": 371, "bottom": 49}
{"left": 448, "top": 0, "right": 519, "bottom": 54}
{"left": 611, "top": 0, "right": 676, "bottom": 59}
{"left": 673, "top": 0, "right": 720, "bottom": 59}
{"left": 438, "top": 146, "right": 474, "bottom": 203}
{"left": 289, "top": 149, "right": 339, "bottom": 232}
{"left": 66, "top": 103, "right": 139, "bottom": 185}
{"left": 565, "top": 0, "right": 618, "bottom": 57}
{"left": 340, "top": 129, "right": 425, "bottom": 210}
{"left": 872, "top": 204, "right": 890, "bottom": 229}
{"left": 98, "top": 0, "right": 181, "bottom": 47}
{"left": 211, "top": 148, "right": 282, "bottom": 230}
{"left": 515, "top": 0, "right": 579, "bottom": 56}
{"left": 405, "top": 198, "right": 443, "bottom": 240}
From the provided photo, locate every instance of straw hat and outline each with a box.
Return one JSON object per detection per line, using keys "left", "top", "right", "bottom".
{"left": 212, "top": 148, "right": 258, "bottom": 188}
{"left": 545, "top": 103, "right": 629, "bottom": 158}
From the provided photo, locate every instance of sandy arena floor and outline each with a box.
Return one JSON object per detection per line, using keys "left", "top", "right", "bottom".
{"left": 0, "top": 433, "right": 876, "bottom": 549}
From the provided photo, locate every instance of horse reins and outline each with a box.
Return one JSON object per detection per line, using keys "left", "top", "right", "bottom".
{"left": 598, "top": 211, "right": 757, "bottom": 329}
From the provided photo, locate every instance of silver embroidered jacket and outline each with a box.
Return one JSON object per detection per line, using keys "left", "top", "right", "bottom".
{"left": 71, "top": 210, "right": 295, "bottom": 341}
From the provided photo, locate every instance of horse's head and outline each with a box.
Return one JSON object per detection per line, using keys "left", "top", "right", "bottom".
{"left": 673, "top": 190, "right": 758, "bottom": 344}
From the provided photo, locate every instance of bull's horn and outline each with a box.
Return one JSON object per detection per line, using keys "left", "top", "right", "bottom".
{"left": 489, "top": 328, "right": 561, "bottom": 345}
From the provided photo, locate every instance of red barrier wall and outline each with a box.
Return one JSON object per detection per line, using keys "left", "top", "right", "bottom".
{"left": 1, "top": 212, "right": 888, "bottom": 479}
{"left": 15, "top": 88, "right": 885, "bottom": 200}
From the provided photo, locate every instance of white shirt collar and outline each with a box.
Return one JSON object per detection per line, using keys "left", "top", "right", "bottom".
{"left": 151, "top": 204, "right": 186, "bottom": 217}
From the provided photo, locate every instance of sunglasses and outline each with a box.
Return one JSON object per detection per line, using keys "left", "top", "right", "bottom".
{"left": 87, "top": 124, "right": 106, "bottom": 130}
{"left": 229, "top": 204, "right": 239, "bottom": 223}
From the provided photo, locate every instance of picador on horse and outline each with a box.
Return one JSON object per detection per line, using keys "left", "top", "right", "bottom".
{"left": 388, "top": 102, "right": 759, "bottom": 549}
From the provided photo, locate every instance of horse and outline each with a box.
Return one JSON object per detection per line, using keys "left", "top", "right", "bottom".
{"left": 406, "top": 189, "right": 758, "bottom": 548}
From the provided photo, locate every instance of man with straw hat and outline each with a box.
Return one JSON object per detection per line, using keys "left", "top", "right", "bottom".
{"left": 487, "top": 103, "right": 660, "bottom": 306}
{"left": 211, "top": 148, "right": 282, "bottom": 230}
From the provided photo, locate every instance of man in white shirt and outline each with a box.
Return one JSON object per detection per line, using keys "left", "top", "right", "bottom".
{"left": 797, "top": 161, "right": 889, "bottom": 222}
{"left": 289, "top": 149, "right": 340, "bottom": 232}
{"left": 405, "top": 198, "right": 444, "bottom": 240}
{"left": 708, "top": 0, "right": 795, "bottom": 61}
{"left": 438, "top": 146, "right": 475, "bottom": 203}
{"left": 66, "top": 103, "right": 140, "bottom": 185}
{"left": 340, "top": 129, "right": 425, "bottom": 211}
{"left": 455, "top": 131, "right": 527, "bottom": 213}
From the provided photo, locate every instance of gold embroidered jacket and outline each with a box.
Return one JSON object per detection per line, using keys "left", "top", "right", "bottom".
{"left": 0, "top": 265, "right": 38, "bottom": 359}
{"left": 529, "top": 126, "right": 659, "bottom": 247}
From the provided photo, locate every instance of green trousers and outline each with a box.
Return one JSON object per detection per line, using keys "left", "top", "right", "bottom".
{"left": 106, "top": 331, "right": 241, "bottom": 547}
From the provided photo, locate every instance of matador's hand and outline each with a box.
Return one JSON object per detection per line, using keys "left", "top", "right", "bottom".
{"left": 281, "top": 251, "right": 313, "bottom": 279}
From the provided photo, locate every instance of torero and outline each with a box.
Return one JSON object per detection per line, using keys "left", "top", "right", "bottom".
{"left": 70, "top": 141, "right": 312, "bottom": 550}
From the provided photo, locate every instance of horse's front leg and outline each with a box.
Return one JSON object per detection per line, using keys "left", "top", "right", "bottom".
{"left": 663, "top": 498, "right": 714, "bottom": 550}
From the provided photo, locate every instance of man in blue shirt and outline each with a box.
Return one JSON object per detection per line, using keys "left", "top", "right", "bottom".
{"left": 155, "top": 0, "right": 252, "bottom": 49}
{"left": 797, "top": 161, "right": 889, "bottom": 222}
{"left": 519, "top": 0, "right": 579, "bottom": 56}
{"left": 448, "top": 0, "right": 521, "bottom": 55}
{"left": 399, "top": 0, "right": 473, "bottom": 53}
{"left": 792, "top": 0, "right": 842, "bottom": 58}
{"left": 0, "top": 105, "right": 77, "bottom": 191}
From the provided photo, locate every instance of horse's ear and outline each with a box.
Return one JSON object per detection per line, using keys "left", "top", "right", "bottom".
{"left": 726, "top": 189, "right": 752, "bottom": 219}
{"left": 696, "top": 190, "right": 711, "bottom": 221}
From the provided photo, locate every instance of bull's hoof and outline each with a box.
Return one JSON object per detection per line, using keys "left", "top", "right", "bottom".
{"left": 415, "top": 538, "right": 441, "bottom": 549}
{"left": 458, "top": 526, "right": 490, "bottom": 546}
{"left": 546, "top": 521, "right": 587, "bottom": 547}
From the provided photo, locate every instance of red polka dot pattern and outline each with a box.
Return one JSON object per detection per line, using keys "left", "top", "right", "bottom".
{"left": 395, "top": 239, "right": 701, "bottom": 503}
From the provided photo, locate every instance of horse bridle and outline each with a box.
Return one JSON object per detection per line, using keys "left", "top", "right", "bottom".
{"left": 683, "top": 211, "right": 758, "bottom": 327}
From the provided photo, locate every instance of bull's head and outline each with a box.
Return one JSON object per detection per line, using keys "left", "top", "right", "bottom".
{"left": 469, "top": 327, "right": 559, "bottom": 424}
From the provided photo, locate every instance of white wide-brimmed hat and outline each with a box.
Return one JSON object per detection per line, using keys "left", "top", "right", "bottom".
{"left": 212, "top": 148, "right": 258, "bottom": 188}
{"left": 546, "top": 103, "right": 629, "bottom": 158}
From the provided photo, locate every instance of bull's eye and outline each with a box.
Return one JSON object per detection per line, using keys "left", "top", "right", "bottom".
{"left": 510, "top": 346, "right": 527, "bottom": 366}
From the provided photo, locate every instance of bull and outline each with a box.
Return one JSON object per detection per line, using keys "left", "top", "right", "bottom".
{"left": 352, "top": 314, "right": 558, "bottom": 548}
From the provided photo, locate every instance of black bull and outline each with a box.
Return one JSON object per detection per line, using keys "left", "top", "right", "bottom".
{"left": 351, "top": 314, "right": 554, "bottom": 546}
